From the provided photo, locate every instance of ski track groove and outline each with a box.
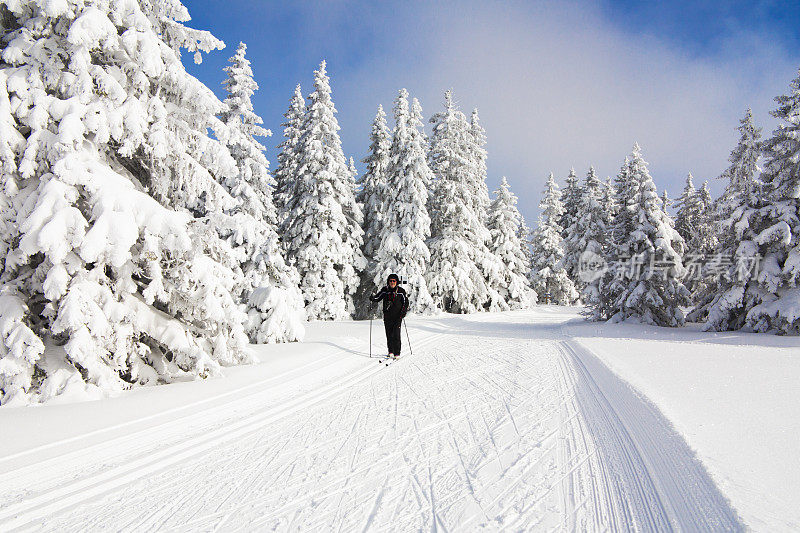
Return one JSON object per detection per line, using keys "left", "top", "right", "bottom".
{"left": 0, "top": 315, "right": 746, "bottom": 531}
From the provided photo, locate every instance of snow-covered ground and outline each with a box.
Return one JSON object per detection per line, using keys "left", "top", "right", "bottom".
{"left": 1, "top": 307, "right": 796, "bottom": 531}
{"left": 564, "top": 316, "right": 800, "bottom": 531}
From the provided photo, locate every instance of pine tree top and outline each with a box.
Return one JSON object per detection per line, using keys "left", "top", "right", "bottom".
{"left": 410, "top": 97, "right": 426, "bottom": 134}
{"left": 361, "top": 104, "right": 391, "bottom": 171}
{"left": 717, "top": 108, "right": 764, "bottom": 213}
{"left": 220, "top": 41, "right": 269, "bottom": 139}
{"left": 539, "top": 173, "right": 565, "bottom": 227}
{"left": 393, "top": 89, "right": 411, "bottom": 138}
{"left": 699, "top": 181, "right": 712, "bottom": 210}
{"left": 763, "top": 68, "right": 800, "bottom": 202}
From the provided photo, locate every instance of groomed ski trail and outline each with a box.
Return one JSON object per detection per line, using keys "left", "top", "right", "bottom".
{"left": 0, "top": 311, "right": 744, "bottom": 531}
{"left": 553, "top": 339, "right": 743, "bottom": 531}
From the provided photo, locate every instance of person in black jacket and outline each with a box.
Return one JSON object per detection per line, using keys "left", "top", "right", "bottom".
{"left": 369, "top": 273, "right": 409, "bottom": 358}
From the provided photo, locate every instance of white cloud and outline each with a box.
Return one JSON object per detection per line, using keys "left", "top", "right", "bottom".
{"left": 292, "top": 0, "right": 799, "bottom": 222}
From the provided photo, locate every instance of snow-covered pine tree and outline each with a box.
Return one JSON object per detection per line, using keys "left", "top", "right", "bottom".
{"left": 411, "top": 97, "right": 429, "bottom": 147}
{"left": 516, "top": 215, "right": 537, "bottom": 303}
{"left": 566, "top": 167, "right": 610, "bottom": 303}
{"left": 590, "top": 155, "right": 647, "bottom": 321}
{"left": 530, "top": 173, "right": 578, "bottom": 305}
{"left": 698, "top": 181, "right": 713, "bottom": 215}
{"left": 282, "top": 61, "right": 365, "bottom": 320}
{"left": 355, "top": 105, "right": 391, "bottom": 317}
{"left": 559, "top": 168, "right": 582, "bottom": 239}
{"left": 717, "top": 109, "right": 764, "bottom": 221}
{"left": 611, "top": 157, "right": 636, "bottom": 246}
{"left": 342, "top": 157, "right": 366, "bottom": 317}
{"left": 592, "top": 144, "right": 690, "bottom": 325}
{"left": 468, "top": 109, "right": 492, "bottom": 217}
{"left": 470, "top": 109, "right": 507, "bottom": 311}
{"left": 661, "top": 190, "right": 671, "bottom": 213}
{"left": 487, "top": 177, "right": 533, "bottom": 309}
{"left": 218, "top": 42, "right": 305, "bottom": 343}
{"left": 371, "top": 89, "right": 435, "bottom": 314}
{"left": 695, "top": 181, "right": 719, "bottom": 254}
{"left": 0, "top": 68, "right": 18, "bottom": 276}
{"left": 559, "top": 167, "right": 584, "bottom": 284}
{"left": 469, "top": 108, "right": 508, "bottom": 311}
{"left": 274, "top": 84, "right": 305, "bottom": 234}
{"left": 743, "top": 70, "right": 800, "bottom": 334}
{"left": 673, "top": 173, "right": 719, "bottom": 297}
{"left": 358, "top": 105, "right": 391, "bottom": 259}
{"left": 602, "top": 177, "right": 618, "bottom": 219}
{"left": 697, "top": 108, "right": 765, "bottom": 329}
{"left": 0, "top": 0, "right": 254, "bottom": 405}
{"left": 348, "top": 157, "right": 358, "bottom": 186}
{"left": 427, "top": 92, "right": 492, "bottom": 312}
{"left": 679, "top": 179, "right": 720, "bottom": 299}
{"left": 219, "top": 43, "right": 273, "bottom": 224}
{"left": 673, "top": 173, "right": 703, "bottom": 246}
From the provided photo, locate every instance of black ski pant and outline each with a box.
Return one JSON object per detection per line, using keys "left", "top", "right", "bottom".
{"left": 384, "top": 316, "right": 402, "bottom": 355}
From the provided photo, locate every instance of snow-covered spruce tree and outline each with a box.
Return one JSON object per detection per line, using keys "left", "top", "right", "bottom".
{"left": 516, "top": 215, "right": 537, "bottom": 303}
{"left": 588, "top": 156, "right": 641, "bottom": 321}
{"left": 358, "top": 105, "right": 390, "bottom": 259}
{"left": 371, "top": 89, "right": 435, "bottom": 314}
{"left": 218, "top": 42, "right": 305, "bottom": 343}
{"left": 743, "top": 71, "right": 800, "bottom": 334}
{"left": 602, "top": 176, "right": 618, "bottom": 219}
{"left": 661, "top": 190, "right": 671, "bottom": 213}
{"left": 559, "top": 167, "right": 584, "bottom": 283}
{"left": 341, "top": 155, "right": 365, "bottom": 316}
{"left": 559, "top": 168, "right": 582, "bottom": 239}
{"left": 0, "top": 0, "right": 256, "bottom": 405}
{"left": 530, "top": 173, "right": 578, "bottom": 305}
{"left": 468, "top": 109, "right": 491, "bottom": 216}
{"left": 591, "top": 155, "right": 645, "bottom": 321}
{"left": 273, "top": 84, "right": 305, "bottom": 234}
{"left": 698, "top": 182, "right": 713, "bottom": 219}
{"left": 469, "top": 108, "right": 508, "bottom": 310}
{"left": 487, "top": 177, "right": 533, "bottom": 309}
{"left": 591, "top": 144, "right": 690, "bottom": 325}
{"left": 411, "top": 97, "right": 429, "bottom": 148}
{"left": 696, "top": 108, "right": 765, "bottom": 329}
{"left": 680, "top": 179, "right": 720, "bottom": 300}
{"left": 219, "top": 43, "right": 274, "bottom": 225}
{"left": 282, "top": 61, "right": 365, "bottom": 320}
{"left": 0, "top": 69, "right": 17, "bottom": 276}
{"left": 673, "top": 173, "right": 703, "bottom": 246}
{"left": 566, "top": 167, "right": 610, "bottom": 303}
{"left": 607, "top": 157, "right": 641, "bottom": 261}
{"left": 717, "top": 109, "right": 764, "bottom": 221}
{"left": 354, "top": 105, "right": 391, "bottom": 317}
{"left": 673, "top": 173, "right": 721, "bottom": 297}
{"left": 694, "top": 180, "right": 719, "bottom": 254}
{"left": 427, "top": 92, "right": 492, "bottom": 312}
{"left": 348, "top": 157, "right": 358, "bottom": 185}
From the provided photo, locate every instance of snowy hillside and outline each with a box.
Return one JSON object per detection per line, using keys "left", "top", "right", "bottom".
{"left": 2, "top": 308, "right": 797, "bottom": 531}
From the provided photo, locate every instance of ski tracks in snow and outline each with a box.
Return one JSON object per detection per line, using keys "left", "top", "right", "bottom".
{"left": 556, "top": 340, "right": 744, "bottom": 532}
{"left": 0, "top": 313, "right": 745, "bottom": 531}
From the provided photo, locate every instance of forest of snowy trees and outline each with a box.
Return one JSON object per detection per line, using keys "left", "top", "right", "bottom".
{"left": 535, "top": 84, "right": 800, "bottom": 336}
{"left": 0, "top": 0, "right": 798, "bottom": 404}
{"left": 0, "top": 1, "right": 532, "bottom": 404}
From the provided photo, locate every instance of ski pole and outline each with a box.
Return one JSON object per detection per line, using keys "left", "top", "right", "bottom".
{"left": 369, "top": 311, "right": 373, "bottom": 358}
{"left": 403, "top": 317, "right": 413, "bottom": 356}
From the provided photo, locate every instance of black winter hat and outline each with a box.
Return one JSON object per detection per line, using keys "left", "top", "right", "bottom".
{"left": 387, "top": 273, "right": 400, "bottom": 283}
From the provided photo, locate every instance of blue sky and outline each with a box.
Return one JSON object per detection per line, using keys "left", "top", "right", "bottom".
{"left": 182, "top": 0, "right": 800, "bottom": 223}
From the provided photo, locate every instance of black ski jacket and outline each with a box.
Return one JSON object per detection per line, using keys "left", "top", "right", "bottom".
{"left": 370, "top": 285, "right": 409, "bottom": 320}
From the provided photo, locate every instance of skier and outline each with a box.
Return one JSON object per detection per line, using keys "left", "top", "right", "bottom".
{"left": 370, "top": 274, "right": 409, "bottom": 359}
